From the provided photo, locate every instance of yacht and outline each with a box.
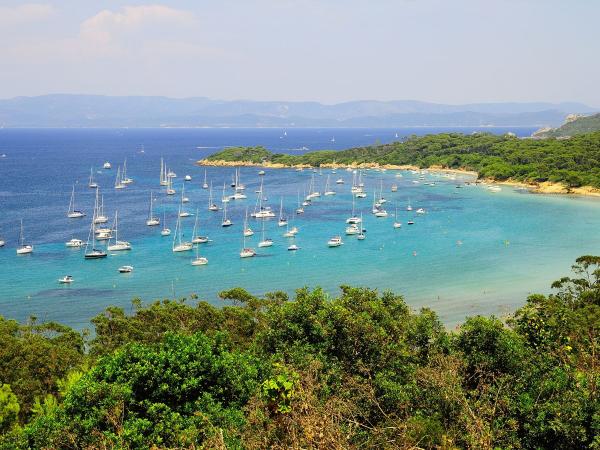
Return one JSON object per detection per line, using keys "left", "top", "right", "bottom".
{"left": 159, "top": 158, "right": 168, "bottom": 186}
{"left": 239, "top": 229, "right": 256, "bottom": 258}
{"left": 258, "top": 219, "right": 273, "bottom": 248}
{"left": 327, "top": 236, "right": 343, "bottom": 247}
{"left": 114, "top": 166, "right": 125, "bottom": 189}
{"left": 243, "top": 208, "right": 254, "bottom": 236}
{"left": 65, "top": 238, "right": 84, "bottom": 248}
{"left": 161, "top": 211, "right": 171, "bottom": 236}
{"left": 191, "top": 242, "right": 208, "bottom": 266}
{"left": 88, "top": 167, "right": 98, "bottom": 188}
{"left": 118, "top": 265, "right": 134, "bottom": 273}
{"left": 67, "top": 185, "right": 86, "bottom": 218}
{"left": 84, "top": 205, "right": 107, "bottom": 259}
{"left": 277, "top": 198, "right": 287, "bottom": 226}
{"left": 16, "top": 220, "right": 33, "bottom": 254}
{"left": 357, "top": 214, "right": 366, "bottom": 240}
{"left": 202, "top": 170, "right": 209, "bottom": 189}
{"left": 346, "top": 196, "right": 361, "bottom": 224}
{"left": 107, "top": 211, "right": 131, "bottom": 251}
{"left": 208, "top": 181, "right": 219, "bottom": 211}
{"left": 172, "top": 209, "right": 193, "bottom": 252}
{"left": 221, "top": 201, "right": 233, "bottom": 227}
{"left": 324, "top": 175, "right": 336, "bottom": 196}
{"left": 345, "top": 224, "right": 360, "bottom": 235}
{"left": 393, "top": 207, "right": 402, "bottom": 228}
{"left": 166, "top": 175, "right": 176, "bottom": 195}
{"left": 58, "top": 275, "right": 74, "bottom": 284}
{"left": 103, "top": 161, "right": 112, "bottom": 169}
{"left": 121, "top": 159, "right": 133, "bottom": 184}
{"left": 93, "top": 191, "right": 109, "bottom": 224}
{"left": 179, "top": 187, "right": 191, "bottom": 217}
{"left": 191, "top": 209, "right": 209, "bottom": 244}
{"left": 146, "top": 191, "right": 160, "bottom": 226}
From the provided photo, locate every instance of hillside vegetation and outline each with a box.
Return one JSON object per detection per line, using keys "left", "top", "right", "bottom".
{"left": 536, "top": 113, "right": 600, "bottom": 138}
{"left": 0, "top": 257, "right": 599, "bottom": 449}
{"left": 205, "top": 131, "right": 600, "bottom": 188}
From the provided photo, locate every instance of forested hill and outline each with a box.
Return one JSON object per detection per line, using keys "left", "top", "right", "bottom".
{"left": 203, "top": 131, "right": 600, "bottom": 188}
{"left": 534, "top": 113, "right": 600, "bottom": 138}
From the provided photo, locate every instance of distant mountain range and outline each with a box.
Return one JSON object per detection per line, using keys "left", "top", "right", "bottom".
{"left": 0, "top": 94, "right": 597, "bottom": 128}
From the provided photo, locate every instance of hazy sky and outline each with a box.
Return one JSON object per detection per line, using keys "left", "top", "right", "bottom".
{"left": 1, "top": 0, "right": 599, "bottom": 105}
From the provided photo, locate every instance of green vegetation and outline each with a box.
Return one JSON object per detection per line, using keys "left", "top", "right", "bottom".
{"left": 536, "top": 113, "right": 600, "bottom": 138}
{"left": 206, "top": 131, "right": 600, "bottom": 188}
{"left": 1, "top": 257, "right": 599, "bottom": 448}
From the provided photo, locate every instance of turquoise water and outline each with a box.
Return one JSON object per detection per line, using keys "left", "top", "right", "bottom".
{"left": 2, "top": 127, "right": 599, "bottom": 329}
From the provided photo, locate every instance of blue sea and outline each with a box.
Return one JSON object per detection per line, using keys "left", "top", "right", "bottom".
{"left": 1, "top": 127, "right": 599, "bottom": 330}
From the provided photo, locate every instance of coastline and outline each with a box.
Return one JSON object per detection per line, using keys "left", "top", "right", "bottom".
{"left": 197, "top": 159, "right": 600, "bottom": 198}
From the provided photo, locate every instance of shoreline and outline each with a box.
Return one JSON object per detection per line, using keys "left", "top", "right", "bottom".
{"left": 197, "top": 159, "right": 600, "bottom": 198}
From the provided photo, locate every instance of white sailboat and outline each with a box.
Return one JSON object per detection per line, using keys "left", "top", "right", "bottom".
{"left": 278, "top": 197, "right": 287, "bottom": 226}
{"left": 346, "top": 195, "right": 361, "bottom": 224}
{"left": 16, "top": 219, "right": 33, "bottom": 254}
{"left": 114, "top": 166, "right": 125, "bottom": 189}
{"left": 243, "top": 207, "right": 254, "bottom": 236}
{"left": 191, "top": 242, "right": 208, "bottom": 265}
{"left": 208, "top": 181, "right": 219, "bottom": 211}
{"left": 67, "top": 185, "right": 86, "bottom": 218}
{"left": 93, "top": 190, "right": 109, "bottom": 224}
{"left": 88, "top": 167, "right": 98, "bottom": 188}
{"left": 179, "top": 187, "right": 191, "bottom": 217}
{"left": 159, "top": 158, "right": 168, "bottom": 186}
{"left": 166, "top": 173, "right": 176, "bottom": 195}
{"left": 221, "top": 182, "right": 230, "bottom": 203}
{"left": 295, "top": 191, "right": 304, "bottom": 214}
{"left": 84, "top": 198, "right": 107, "bottom": 259}
{"left": 239, "top": 229, "right": 256, "bottom": 258}
{"left": 181, "top": 183, "right": 189, "bottom": 203}
{"left": 146, "top": 191, "right": 160, "bottom": 226}
{"left": 172, "top": 208, "right": 193, "bottom": 252}
{"left": 121, "top": 159, "right": 133, "bottom": 184}
{"left": 324, "top": 175, "right": 336, "bottom": 195}
{"left": 161, "top": 210, "right": 171, "bottom": 236}
{"left": 221, "top": 200, "right": 233, "bottom": 227}
{"left": 251, "top": 178, "right": 275, "bottom": 218}
{"left": 357, "top": 214, "right": 366, "bottom": 240}
{"left": 107, "top": 210, "right": 132, "bottom": 251}
{"left": 192, "top": 208, "right": 209, "bottom": 243}
{"left": 393, "top": 206, "right": 402, "bottom": 228}
{"left": 258, "top": 218, "right": 273, "bottom": 247}
{"left": 202, "top": 169, "right": 208, "bottom": 189}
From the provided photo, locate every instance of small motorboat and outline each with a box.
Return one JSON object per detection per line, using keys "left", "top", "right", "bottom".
{"left": 118, "top": 265, "right": 133, "bottom": 273}
{"left": 58, "top": 275, "right": 74, "bottom": 284}
{"left": 103, "top": 162, "right": 112, "bottom": 169}
{"left": 184, "top": 175, "right": 192, "bottom": 181}
{"left": 416, "top": 208, "right": 426, "bottom": 215}
{"left": 258, "top": 170, "right": 265, "bottom": 176}
{"left": 327, "top": 236, "right": 343, "bottom": 247}
{"left": 258, "top": 238, "right": 273, "bottom": 248}
{"left": 287, "top": 244, "right": 299, "bottom": 251}
{"left": 407, "top": 219, "right": 415, "bottom": 225}
{"left": 65, "top": 238, "right": 84, "bottom": 247}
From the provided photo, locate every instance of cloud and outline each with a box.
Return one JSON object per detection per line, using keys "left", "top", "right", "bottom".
{"left": 0, "top": 3, "right": 55, "bottom": 26}
{"left": 80, "top": 5, "right": 196, "bottom": 46}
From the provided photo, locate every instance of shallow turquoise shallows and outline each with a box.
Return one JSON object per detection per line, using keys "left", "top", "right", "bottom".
{"left": 1, "top": 127, "right": 598, "bottom": 329}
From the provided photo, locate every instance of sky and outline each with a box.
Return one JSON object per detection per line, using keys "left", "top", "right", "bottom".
{"left": 0, "top": 0, "right": 599, "bottom": 106}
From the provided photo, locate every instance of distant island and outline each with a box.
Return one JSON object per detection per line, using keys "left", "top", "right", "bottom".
{"left": 0, "top": 94, "right": 597, "bottom": 127}
{"left": 199, "top": 131, "right": 600, "bottom": 195}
